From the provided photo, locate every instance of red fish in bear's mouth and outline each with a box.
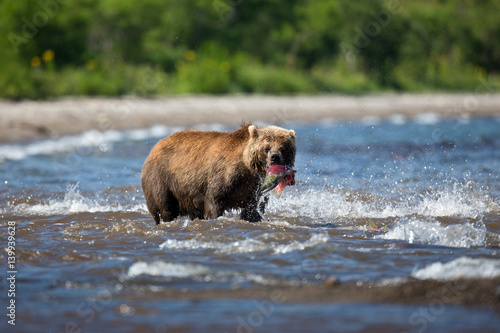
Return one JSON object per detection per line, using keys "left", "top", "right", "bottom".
{"left": 260, "top": 165, "right": 296, "bottom": 198}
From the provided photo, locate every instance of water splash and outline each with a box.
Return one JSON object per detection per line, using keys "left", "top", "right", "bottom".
{"left": 267, "top": 180, "right": 491, "bottom": 220}
{"left": 7, "top": 183, "right": 147, "bottom": 215}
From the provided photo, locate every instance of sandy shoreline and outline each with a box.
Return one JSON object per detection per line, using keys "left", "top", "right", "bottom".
{"left": 2, "top": 93, "right": 500, "bottom": 143}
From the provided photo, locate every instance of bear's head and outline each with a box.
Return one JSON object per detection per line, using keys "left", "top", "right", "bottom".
{"left": 244, "top": 125, "right": 296, "bottom": 171}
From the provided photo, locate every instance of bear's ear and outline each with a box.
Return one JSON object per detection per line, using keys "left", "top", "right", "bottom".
{"left": 248, "top": 125, "right": 259, "bottom": 138}
{"left": 289, "top": 129, "right": 296, "bottom": 138}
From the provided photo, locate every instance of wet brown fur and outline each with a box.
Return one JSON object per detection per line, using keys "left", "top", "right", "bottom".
{"left": 141, "top": 124, "right": 296, "bottom": 223}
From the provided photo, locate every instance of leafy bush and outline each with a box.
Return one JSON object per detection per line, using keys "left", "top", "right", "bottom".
{"left": 236, "top": 63, "right": 316, "bottom": 94}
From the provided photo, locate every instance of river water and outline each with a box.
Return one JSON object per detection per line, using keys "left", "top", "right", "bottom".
{"left": 1, "top": 114, "right": 500, "bottom": 332}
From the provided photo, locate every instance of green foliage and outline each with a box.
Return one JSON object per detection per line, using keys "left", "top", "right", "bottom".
{"left": 237, "top": 64, "right": 315, "bottom": 94}
{"left": 174, "top": 57, "right": 231, "bottom": 94}
{"left": 1, "top": 0, "right": 499, "bottom": 99}
{"left": 172, "top": 42, "right": 231, "bottom": 94}
{"left": 310, "top": 58, "right": 379, "bottom": 94}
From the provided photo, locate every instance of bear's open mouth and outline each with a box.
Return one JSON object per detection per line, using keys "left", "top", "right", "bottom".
{"left": 267, "top": 161, "right": 291, "bottom": 168}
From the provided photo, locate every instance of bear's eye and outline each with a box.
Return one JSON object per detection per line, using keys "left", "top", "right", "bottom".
{"left": 279, "top": 147, "right": 285, "bottom": 154}
{"left": 264, "top": 146, "right": 271, "bottom": 153}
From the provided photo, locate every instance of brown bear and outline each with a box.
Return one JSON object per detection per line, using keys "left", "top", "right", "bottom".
{"left": 141, "top": 124, "right": 296, "bottom": 224}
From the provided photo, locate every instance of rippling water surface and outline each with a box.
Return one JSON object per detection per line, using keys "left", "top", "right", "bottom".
{"left": 1, "top": 115, "right": 500, "bottom": 332}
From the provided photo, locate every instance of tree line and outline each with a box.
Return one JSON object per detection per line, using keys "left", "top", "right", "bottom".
{"left": 1, "top": 0, "right": 498, "bottom": 99}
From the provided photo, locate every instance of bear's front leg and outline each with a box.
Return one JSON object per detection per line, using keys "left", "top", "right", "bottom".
{"left": 240, "top": 186, "right": 264, "bottom": 222}
{"left": 240, "top": 209, "right": 262, "bottom": 222}
{"left": 240, "top": 201, "right": 262, "bottom": 222}
{"left": 204, "top": 180, "right": 228, "bottom": 219}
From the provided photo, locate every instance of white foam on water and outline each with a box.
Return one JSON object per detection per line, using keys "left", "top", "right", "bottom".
{"left": 377, "top": 276, "right": 409, "bottom": 286}
{"left": 159, "top": 233, "right": 328, "bottom": 255}
{"left": 272, "top": 233, "right": 329, "bottom": 254}
{"left": 5, "top": 175, "right": 491, "bottom": 227}
{"left": 7, "top": 183, "right": 147, "bottom": 215}
{"left": 125, "top": 261, "right": 284, "bottom": 286}
{"left": 0, "top": 123, "right": 231, "bottom": 161}
{"left": 375, "top": 218, "right": 486, "bottom": 248}
{"left": 127, "top": 261, "right": 209, "bottom": 279}
{"left": 413, "top": 112, "right": 441, "bottom": 125}
{"left": 159, "top": 237, "right": 267, "bottom": 254}
{"left": 412, "top": 257, "right": 500, "bottom": 280}
{"left": 388, "top": 114, "right": 406, "bottom": 125}
{"left": 0, "top": 125, "right": 173, "bottom": 161}
{"left": 267, "top": 181, "right": 489, "bottom": 220}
